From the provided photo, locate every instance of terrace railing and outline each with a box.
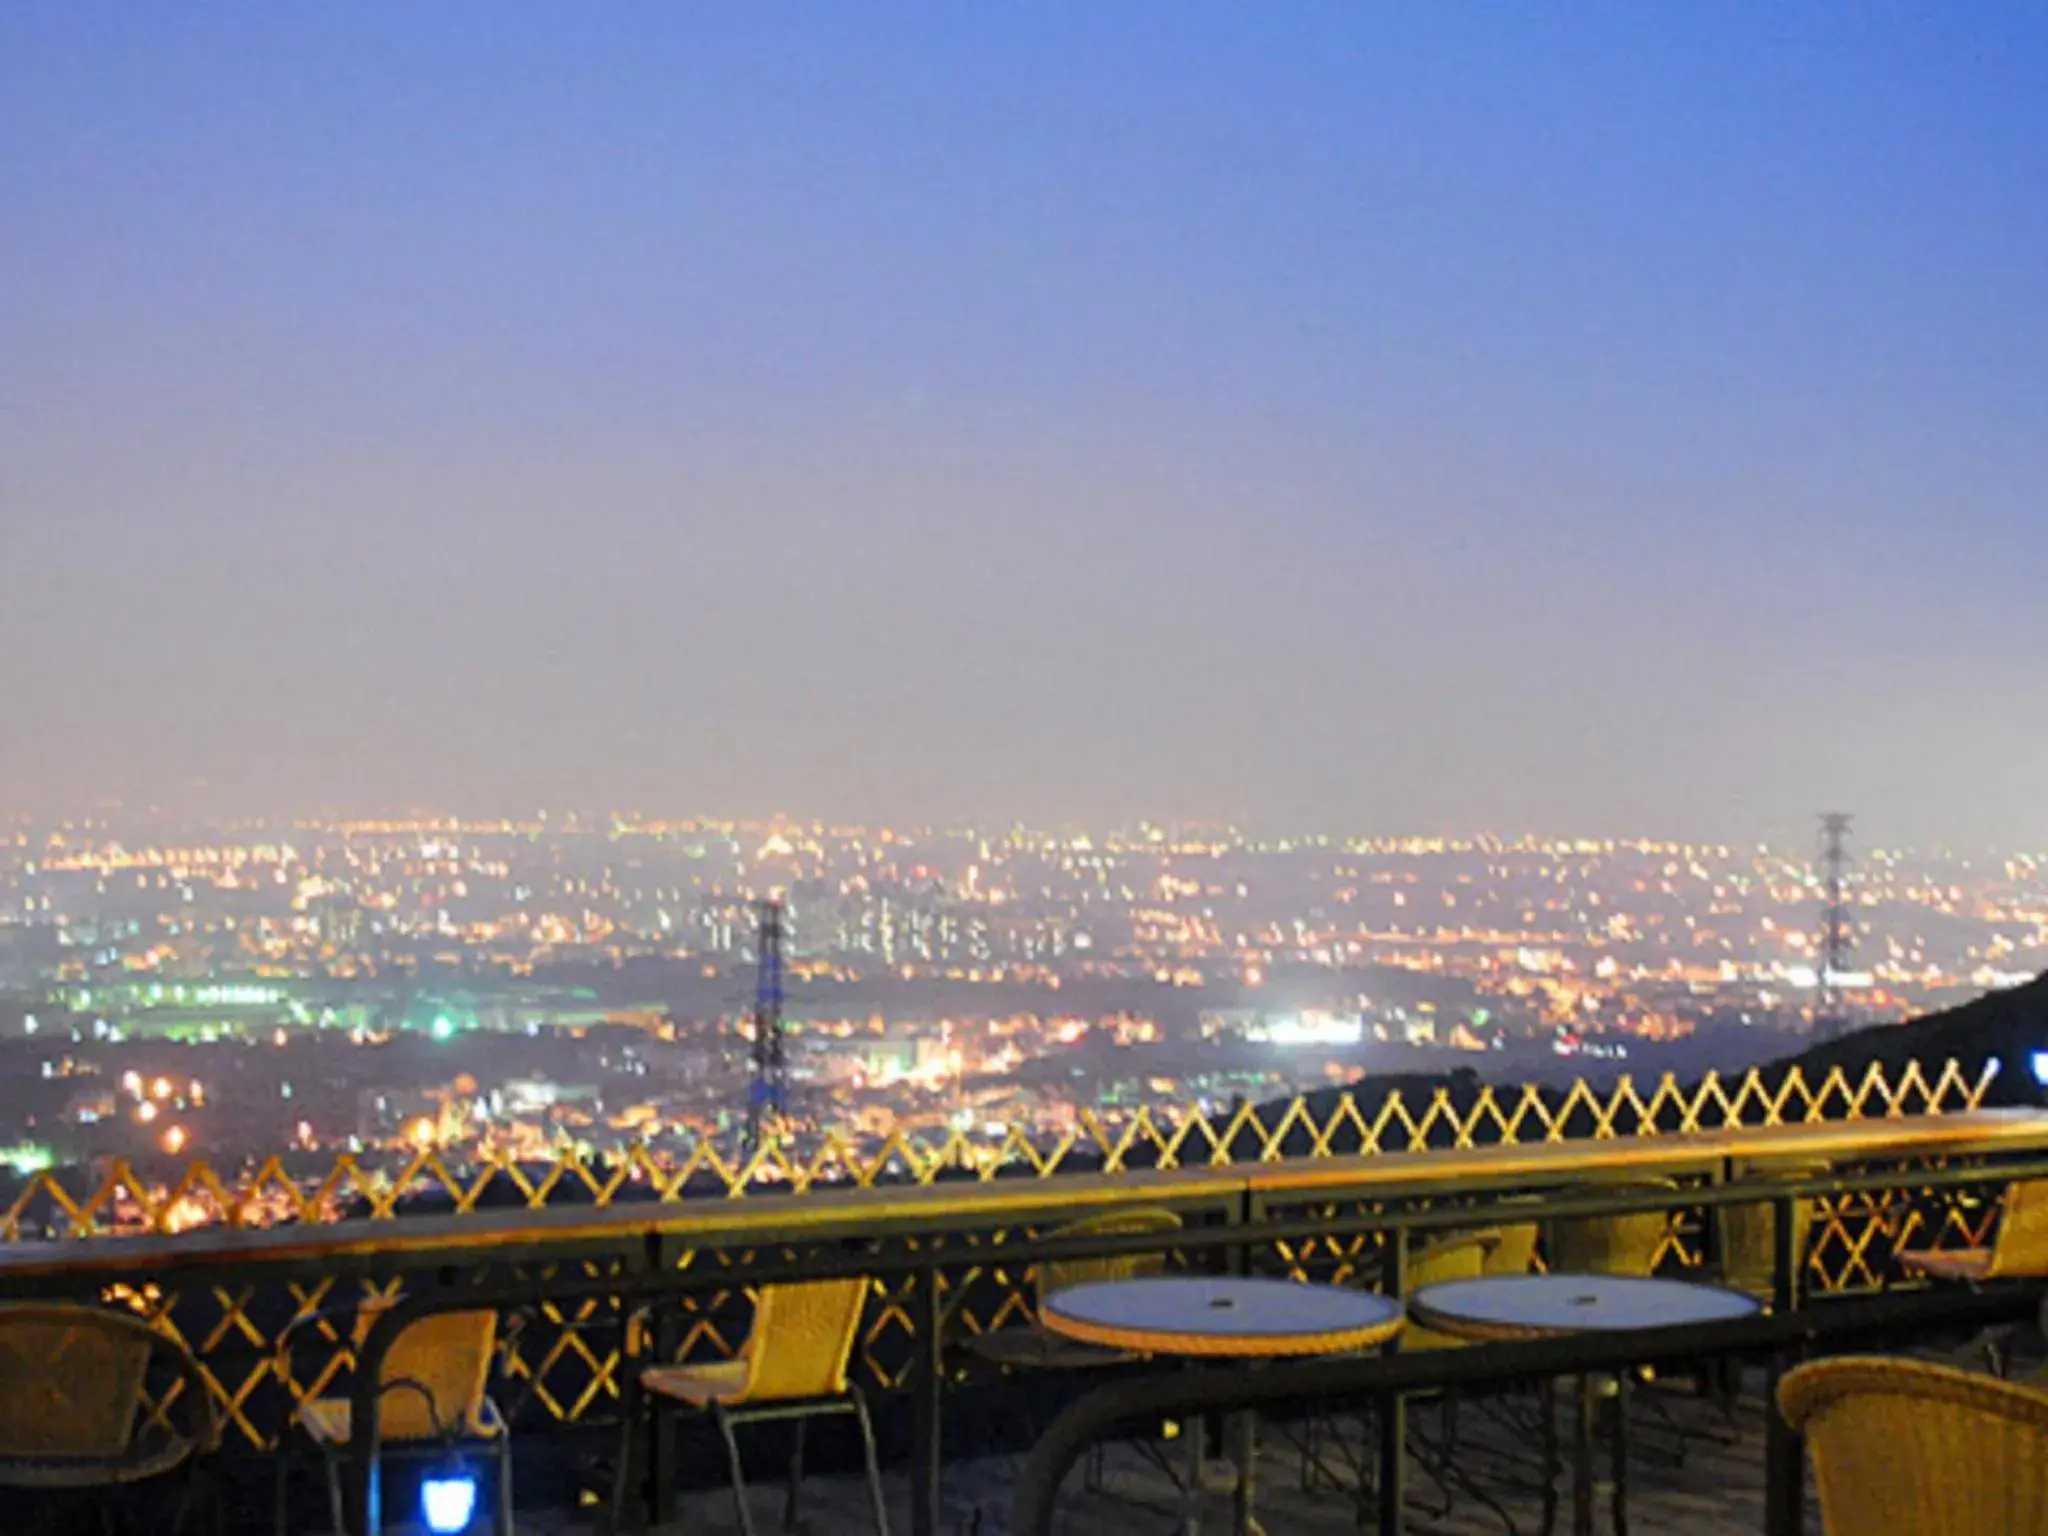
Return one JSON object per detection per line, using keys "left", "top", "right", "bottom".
{"left": 0, "top": 1057, "right": 2018, "bottom": 1463}
{"left": 335, "top": 1157, "right": 2048, "bottom": 1536}
{"left": 0, "top": 1056, "right": 1995, "bottom": 1240}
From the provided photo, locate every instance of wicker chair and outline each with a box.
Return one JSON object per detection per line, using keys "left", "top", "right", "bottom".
{"left": 1398, "top": 1230, "right": 1498, "bottom": 1352}
{"left": 1899, "top": 1177, "right": 2048, "bottom": 1283}
{"left": 1718, "top": 1157, "right": 1832, "bottom": 1304}
{"left": 1778, "top": 1355, "right": 2048, "bottom": 1534}
{"left": 614, "top": 1277, "right": 887, "bottom": 1536}
{"left": 0, "top": 1302, "right": 218, "bottom": 1528}
{"left": 1545, "top": 1178, "right": 1677, "bottom": 1277}
{"left": 1394, "top": 1231, "right": 1514, "bottom": 1519}
{"left": 1481, "top": 1216, "right": 1542, "bottom": 1280}
{"left": 1896, "top": 1178, "right": 2048, "bottom": 1376}
{"left": 1536, "top": 1180, "right": 1682, "bottom": 1526}
{"left": 956, "top": 1206, "right": 1185, "bottom": 1501}
{"left": 1297, "top": 1230, "right": 1503, "bottom": 1514}
{"left": 962, "top": 1206, "right": 1183, "bottom": 1370}
{"left": 278, "top": 1306, "right": 511, "bottom": 1536}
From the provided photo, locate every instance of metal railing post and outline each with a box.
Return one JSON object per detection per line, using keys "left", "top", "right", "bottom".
{"left": 1772, "top": 1191, "right": 1799, "bottom": 1316}
{"left": 351, "top": 1313, "right": 391, "bottom": 1536}
{"left": 1376, "top": 1224, "right": 1408, "bottom": 1534}
{"left": 1763, "top": 1347, "right": 1805, "bottom": 1536}
{"left": 1763, "top": 1190, "right": 1805, "bottom": 1536}
{"left": 651, "top": 1234, "right": 683, "bottom": 1522}
{"left": 1705, "top": 1155, "right": 1731, "bottom": 1276}
{"left": 912, "top": 1259, "right": 944, "bottom": 1536}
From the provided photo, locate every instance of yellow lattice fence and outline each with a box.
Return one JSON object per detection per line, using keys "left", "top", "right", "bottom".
{"left": 0, "top": 1057, "right": 1995, "bottom": 1240}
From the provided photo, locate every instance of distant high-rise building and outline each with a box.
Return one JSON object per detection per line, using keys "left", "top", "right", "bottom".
{"left": 321, "top": 900, "right": 364, "bottom": 951}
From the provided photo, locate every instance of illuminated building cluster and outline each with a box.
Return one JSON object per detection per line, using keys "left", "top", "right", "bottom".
{"left": 0, "top": 812, "right": 2040, "bottom": 1219}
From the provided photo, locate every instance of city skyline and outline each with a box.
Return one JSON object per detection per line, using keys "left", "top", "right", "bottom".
{"left": 4, "top": 800, "right": 2040, "bottom": 1180}
{"left": 11, "top": 803, "right": 2047, "bottom": 864}
{"left": 5, "top": 9, "right": 2046, "bottom": 847}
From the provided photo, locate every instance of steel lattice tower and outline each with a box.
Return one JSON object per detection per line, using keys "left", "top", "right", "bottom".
{"left": 1815, "top": 813, "right": 1854, "bottom": 1038}
{"left": 744, "top": 898, "right": 788, "bottom": 1150}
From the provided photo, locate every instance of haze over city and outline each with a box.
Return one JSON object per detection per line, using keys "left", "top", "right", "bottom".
{"left": 4, "top": 7, "right": 2046, "bottom": 848}
{"left": 3, "top": 4, "right": 2046, "bottom": 1185}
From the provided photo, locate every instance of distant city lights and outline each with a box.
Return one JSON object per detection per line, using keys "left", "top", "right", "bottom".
{"left": 0, "top": 811, "right": 2038, "bottom": 1187}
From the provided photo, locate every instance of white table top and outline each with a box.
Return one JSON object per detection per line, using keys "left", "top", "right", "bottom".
{"left": 1041, "top": 1275, "right": 1404, "bottom": 1358}
{"left": 1410, "top": 1273, "right": 1762, "bottom": 1342}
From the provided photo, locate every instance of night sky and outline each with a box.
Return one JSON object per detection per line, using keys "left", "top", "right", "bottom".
{"left": 3, "top": 8, "right": 2044, "bottom": 847}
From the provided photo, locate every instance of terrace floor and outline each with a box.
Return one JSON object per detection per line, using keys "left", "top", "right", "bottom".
{"left": 506, "top": 1369, "right": 1816, "bottom": 1536}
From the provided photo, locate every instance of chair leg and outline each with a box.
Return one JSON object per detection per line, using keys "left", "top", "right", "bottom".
{"left": 1298, "top": 1413, "right": 1321, "bottom": 1492}
{"left": 715, "top": 1403, "right": 759, "bottom": 1536}
{"left": 1539, "top": 1376, "right": 1560, "bottom": 1536}
{"left": 1986, "top": 1324, "right": 2018, "bottom": 1378}
{"left": 174, "top": 1449, "right": 212, "bottom": 1536}
{"left": 1611, "top": 1372, "right": 1631, "bottom": 1536}
{"left": 1406, "top": 1392, "right": 1521, "bottom": 1536}
{"left": 784, "top": 1415, "right": 807, "bottom": 1531}
{"left": 496, "top": 1433, "right": 515, "bottom": 1536}
{"left": 275, "top": 1441, "right": 292, "bottom": 1536}
{"left": 321, "top": 1444, "right": 348, "bottom": 1536}
{"left": 610, "top": 1376, "right": 644, "bottom": 1534}
{"left": 1573, "top": 1375, "right": 1598, "bottom": 1536}
{"left": 212, "top": 1454, "right": 227, "bottom": 1536}
{"left": 854, "top": 1390, "right": 892, "bottom": 1536}
{"left": 1427, "top": 1395, "right": 1459, "bottom": 1519}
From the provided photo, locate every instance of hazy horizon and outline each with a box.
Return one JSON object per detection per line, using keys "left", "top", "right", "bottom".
{"left": 12, "top": 800, "right": 2032, "bottom": 865}
{"left": 5, "top": 9, "right": 2045, "bottom": 848}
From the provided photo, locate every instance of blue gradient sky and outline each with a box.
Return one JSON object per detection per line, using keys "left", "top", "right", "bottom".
{"left": 3, "top": 7, "right": 2044, "bottom": 846}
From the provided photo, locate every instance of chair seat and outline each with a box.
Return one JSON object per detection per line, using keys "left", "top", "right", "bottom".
{"left": 298, "top": 1394, "right": 504, "bottom": 1446}
{"left": 640, "top": 1359, "right": 752, "bottom": 1408}
{"left": 961, "top": 1327, "right": 1138, "bottom": 1372}
{"left": 1899, "top": 1248, "right": 1995, "bottom": 1282}
{"left": 0, "top": 1438, "right": 197, "bottom": 1490}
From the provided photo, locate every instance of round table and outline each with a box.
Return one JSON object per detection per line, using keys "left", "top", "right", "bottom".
{"left": 1410, "top": 1273, "right": 1761, "bottom": 1342}
{"left": 1410, "top": 1275, "right": 1761, "bottom": 1536}
{"left": 1042, "top": 1275, "right": 1405, "bottom": 1358}
{"left": 1042, "top": 1277, "right": 1404, "bottom": 1535}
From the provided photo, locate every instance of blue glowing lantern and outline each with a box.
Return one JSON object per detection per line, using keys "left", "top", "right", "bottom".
{"left": 421, "top": 1468, "right": 478, "bottom": 1534}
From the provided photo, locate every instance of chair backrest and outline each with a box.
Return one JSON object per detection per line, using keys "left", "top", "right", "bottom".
{"left": 1546, "top": 1179, "right": 1676, "bottom": 1277}
{"left": 738, "top": 1278, "right": 872, "bottom": 1403}
{"left": 1483, "top": 1217, "right": 1543, "bottom": 1278}
{"left": 1719, "top": 1158, "right": 1831, "bottom": 1300}
{"left": 0, "top": 1304, "right": 154, "bottom": 1459}
{"left": 1988, "top": 1180, "right": 2048, "bottom": 1279}
{"left": 1778, "top": 1355, "right": 2048, "bottom": 1535}
{"left": 1400, "top": 1232, "right": 1493, "bottom": 1352}
{"left": 371, "top": 1310, "right": 498, "bottom": 1441}
{"left": 1034, "top": 1207, "right": 1184, "bottom": 1309}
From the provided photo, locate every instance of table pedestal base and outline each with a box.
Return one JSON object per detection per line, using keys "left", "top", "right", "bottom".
{"left": 1543, "top": 1372, "right": 1630, "bottom": 1536}
{"left": 1171, "top": 1414, "right": 1263, "bottom": 1536}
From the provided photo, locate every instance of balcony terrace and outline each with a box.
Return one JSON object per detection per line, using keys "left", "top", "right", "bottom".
{"left": 2, "top": 1057, "right": 2045, "bottom": 1535}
